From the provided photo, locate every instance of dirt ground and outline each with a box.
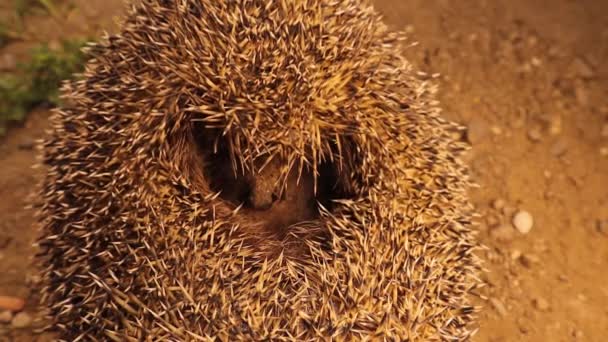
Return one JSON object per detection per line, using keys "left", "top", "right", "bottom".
{"left": 1, "top": 0, "right": 607, "bottom": 341}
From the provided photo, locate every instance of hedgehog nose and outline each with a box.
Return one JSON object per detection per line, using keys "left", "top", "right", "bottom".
{"left": 248, "top": 189, "right": 276, "bottom": 210}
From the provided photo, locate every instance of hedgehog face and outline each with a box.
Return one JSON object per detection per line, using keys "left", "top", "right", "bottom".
{"left": 202, "top": 148, "right": 324, "bottom": 241}
{"left": 37, "top": 0, "right": 481, "bottom": 340}
{"left": 191, "top": 122, "right": 344, "bottom": 245}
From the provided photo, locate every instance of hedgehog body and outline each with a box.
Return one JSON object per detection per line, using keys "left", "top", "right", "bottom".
{"left": 37, "top": 0, "right": 481, "bottom": 340}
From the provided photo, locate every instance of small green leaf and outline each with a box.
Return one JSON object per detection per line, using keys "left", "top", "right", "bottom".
{"left": 1, "top": 37, "right": 90, "bottom": 137}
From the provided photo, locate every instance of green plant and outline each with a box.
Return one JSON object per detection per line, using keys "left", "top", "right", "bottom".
{"left": 0, "top": 22, "right": 18, "bottom": 48}
{"left": 14, "top": 0, "right": 59, "bottom": 19}
{"left": 0, "top": 38, "right": 88, "bottom": 137}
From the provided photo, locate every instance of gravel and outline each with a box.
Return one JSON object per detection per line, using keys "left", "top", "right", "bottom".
{"left": 548, "top": 115, "right": 562, "bottom": 136}
{"left": 532, "top": 297, "right": 550, "bottom": 311}
{"left": 513, "top": 211, "right": 534, "bottom": 234}
{"left": 597, "top": 220, "right": 608, "bottom": 236}
{"left": 492, "top": 198, "right": 506, "bottom": 211}
{"left": 490, "top": 224, "right": 515, "bottom": 241}
{"left": 527, "top": 128, "right": 542, "bottom": 142}
{"left": 466, "top": 118, "right": 490, "bottom": 145}
{"left": 519, "top": 254, "right": 540, "bottom": 268}
{"left": 570, "top": 57, "right": 595, "bottom": 79}
{"left": 489, "top": 298, "right": 508, "bottom": 317}
{"left": 11, "top": 312, "right": 32, "bottom": 329}
{"left": 550, "top": 140, "right": 568, "bottom": 157}
{"left": 0, "top": 311, "right": 12, "bottom": 324}
{"left": 0, "top": 296, "right": 25, "bottom": 312}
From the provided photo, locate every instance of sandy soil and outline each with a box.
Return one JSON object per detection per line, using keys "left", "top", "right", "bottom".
{"left": 0, "top": 0, "right": 607, "bottom": 341}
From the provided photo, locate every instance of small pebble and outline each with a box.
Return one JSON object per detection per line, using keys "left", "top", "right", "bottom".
{"left": 25, "top": 274, "right": 41, "bottom": 286}
{"left": 597, "top": 220, "right": 608, "bottom": 236}
{"left": 601, "top": 124, "right": 608, "bottom": 138}
{"left": 548, "top": 45, "right": 562, "bottom": 58}
{"left": 519, "top": 254, "right": 540, "bottom": 268}
{"left": 548, "top": 115, "right": 562, "bottom": 136}
{"left": 489, "top": 298, "right": 507, "bottom": 317}
{"left": 550, "top": 140, "right": 568, "bottom": 157}
{"left": 502, "top": 206, "right": 517, "bottom": 218}
{"left": 520, "top": 62, "right": 532, "bottom": 73}
{"left": 0, "top": 235, "right": 11, "bottom": 249}
{"left": 492, "top": 198, "right": 506, "bottom": 211}
{"left": 17, "top": 141, "right": 35, "bottom": 150}
{"left": 518, "top": 324, "right": 529, "bottom": 335}
{"left": 0, "top": 310, "right": 12, "bottom": 324}
{"left": 490, "top": 224, "right": 515, "bottom": 242}
{"left": 527, "top": 128, "right": 542, "bottom": 142}
{"left": 574, "top": 83, "right": 589, "bottom": 106}
{"left": 511, "top": 279, "right": 521, "bottom": 288}
{"left": 571, "top": 57, "right": 594, "bottom": 79}
{"left": 535, "top": 239, "right": 549, "bottom": 252}
{"left": 572, "top": 329, "right": 584, "bottom": 339}
{"left": 512, "top": 109, "right": 526, "bottom": 128}
{"left": 513, "top": 211, "right": 534, "bottom": 234}
{"left": 600, "top": 147, "right": 608, "bottom": 157}
{"left": 486, "top": 214, "right": 500, "bottom": 228}
{"left": 466, "top": 119, "right": 489, "bottom": 145}
{"left": 0, "top": 296, "right": 25, "bottom": 312}
{"left": 532, "top": 297, "right": 550, "bottom": 311}
{"left": 11, "top": 312, "right": 32, "bottom": 329}
{"left": 491, "top": 126, "right": 503, "bottom": 135}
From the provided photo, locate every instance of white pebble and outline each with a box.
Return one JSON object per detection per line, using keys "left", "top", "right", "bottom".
{"left": 513, "top": 210, "right": 534, "bottom": 234}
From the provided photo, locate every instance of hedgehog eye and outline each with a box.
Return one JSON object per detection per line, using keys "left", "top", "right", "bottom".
{"left": 239, "top": 182, "right": 253, "bottom": 206}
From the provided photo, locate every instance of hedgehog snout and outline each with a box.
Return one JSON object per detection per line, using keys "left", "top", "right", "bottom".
{"left": 248, "top": 184, "right": 278, "bottom": 210}
{"left": 245, "top": 157, "right": 286, "bottom": 210}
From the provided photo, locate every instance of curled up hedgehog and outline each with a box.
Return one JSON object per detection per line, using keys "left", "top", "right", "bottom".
{"left": 36, "top": 0, "right": 481, "bottom": 340}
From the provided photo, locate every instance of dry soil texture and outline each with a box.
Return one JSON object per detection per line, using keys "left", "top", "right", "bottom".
{"left": 0, "top": 0, "right": 607, "bottom": 341}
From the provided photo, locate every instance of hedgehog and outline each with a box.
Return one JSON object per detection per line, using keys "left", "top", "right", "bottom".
{"left": 35, "top": 0, "right": 481, "bottom": 340}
